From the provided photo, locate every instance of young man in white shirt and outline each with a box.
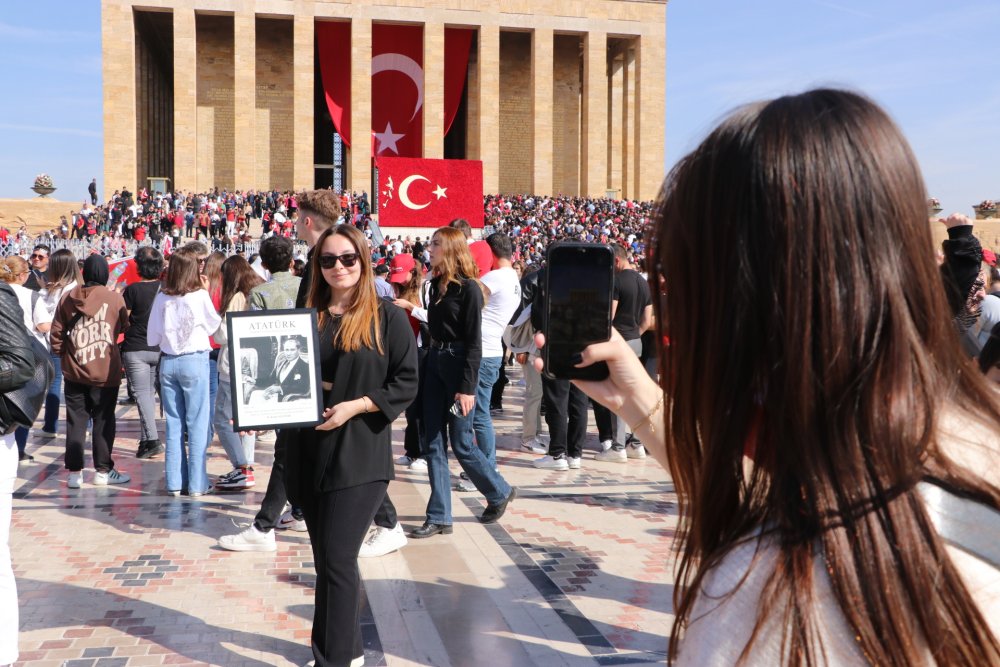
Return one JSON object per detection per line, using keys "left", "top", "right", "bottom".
{"left": 458, "top": 233, "right": 521, "bottom": 491}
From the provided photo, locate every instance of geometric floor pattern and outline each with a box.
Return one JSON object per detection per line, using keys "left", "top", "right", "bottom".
{"left": 10, "top": 362, "right": 676, "bottom": 666}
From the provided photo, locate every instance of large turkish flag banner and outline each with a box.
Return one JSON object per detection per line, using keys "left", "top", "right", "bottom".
{"left": 377, "top": 157, "right": 483, "bottom": 228}
{"left": 371, "top": 24, "right": 423, "bottom": 158}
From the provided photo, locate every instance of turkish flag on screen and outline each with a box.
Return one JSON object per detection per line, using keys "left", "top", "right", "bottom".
{"left": 377, "top": 157, "right": 483, "bottom": 228}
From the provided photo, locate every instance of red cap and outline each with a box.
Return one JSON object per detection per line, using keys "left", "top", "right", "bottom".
{"left": 389, "top": 253, "right": 416, "bottom": 283}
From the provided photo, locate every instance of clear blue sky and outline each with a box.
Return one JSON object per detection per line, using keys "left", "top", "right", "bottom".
{"left": 666, "top": 0, "right": 1000, "bottom": 214}
{"left": 0, "top": 1, "right": 996, "bottom": 213}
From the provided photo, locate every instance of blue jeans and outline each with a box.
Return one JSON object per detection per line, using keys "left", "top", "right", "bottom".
{"left": 215, "top": 374, "right": 255, "bottom": 467}
{"left": 472, "top": 357, "right": 502, "bottom": 468}
{"left": 422, "top": 347, "right": 511, "bottom": 525}
{"left": 160, "top": 351, "right": 211, "bottom": 494}
{"left": 207, "top": 355, "right": 218, "bottom": 445}
{"left": 42, "top": 353, "right": 62, "bottom": 434}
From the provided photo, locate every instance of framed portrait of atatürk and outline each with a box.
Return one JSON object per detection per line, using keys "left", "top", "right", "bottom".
{"left": 226, "top": 309, "right": 323, "bottom": 431}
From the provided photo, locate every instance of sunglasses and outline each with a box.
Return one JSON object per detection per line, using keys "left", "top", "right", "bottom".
{"left": 31, "top": 254, "right": 47, "bottom": 260}
{"left": 318, "top": 252, "right": 360, "bottom": 269}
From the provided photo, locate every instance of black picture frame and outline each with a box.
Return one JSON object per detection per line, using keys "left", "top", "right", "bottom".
{"left": 226, "top": 308, "right": 323, "bottom": 431}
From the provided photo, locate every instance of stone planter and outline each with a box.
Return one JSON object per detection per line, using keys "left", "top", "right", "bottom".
{"left": 976, "top": 207, "right": 998, "bottom": 220}
{"left": 31, "top": 186, "right": 56, "bottom": 198}
{"left": 929, "top": 206, "right": 942, "bottom": 217}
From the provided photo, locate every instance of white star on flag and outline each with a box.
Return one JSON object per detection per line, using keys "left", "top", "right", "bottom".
{"left": 373, "top": 123, "right": 404, "bottom": 155}
{"left": 432, "top": 185, "right": 447, "bottom": 200}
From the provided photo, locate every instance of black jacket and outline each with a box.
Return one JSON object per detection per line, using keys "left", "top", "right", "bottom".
{"left": 0, "top": 283, "right": 33, "bottom": 393}
{"left": 286, "top": 301, "right": 418, "bottom": 501}
{"left": 941, "top": 224, "right": 982, "bottom": 317}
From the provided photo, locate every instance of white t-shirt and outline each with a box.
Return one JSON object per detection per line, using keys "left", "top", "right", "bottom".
{"left": 480, "top": 266, "right": 521, "bottom": 358}
{"left": 147, "top": 290, "right": 221, "bottom": 355}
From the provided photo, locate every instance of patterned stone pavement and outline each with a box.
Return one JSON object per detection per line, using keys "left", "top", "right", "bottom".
{"left": 9, "top": 363, "right": 676, "bottom": 666}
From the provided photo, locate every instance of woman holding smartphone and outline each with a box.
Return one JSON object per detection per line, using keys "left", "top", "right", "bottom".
{"left": 543, "top": 89, "right": 1000, "bottom": 664}
{"left": 412, "top": 227, "right": 516, "bottom": 539}
{"left": 286, "top": 224, "right": 417, "bottom": 667}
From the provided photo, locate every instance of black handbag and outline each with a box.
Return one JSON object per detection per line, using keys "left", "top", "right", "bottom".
{"left": 0, "top": 335, "right": 54, "bottom": 435}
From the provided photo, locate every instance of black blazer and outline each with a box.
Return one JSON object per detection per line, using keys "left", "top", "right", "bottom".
{"left": 263, "top": 356, "right": 311, "bottom": 400}
{"left": 286, "top": 301, "right": 418, "bottom": 501}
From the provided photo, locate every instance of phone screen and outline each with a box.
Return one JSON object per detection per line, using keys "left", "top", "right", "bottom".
{"left": 543, "top": 243, "right": 614, "bottom": 380}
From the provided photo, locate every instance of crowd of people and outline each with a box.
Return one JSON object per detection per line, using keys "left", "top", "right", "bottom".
{"left": 2, "top": 88, "right": 999, "bottom": 666}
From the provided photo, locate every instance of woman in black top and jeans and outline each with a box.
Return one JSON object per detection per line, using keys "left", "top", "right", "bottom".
{"left": 286, "top": 224, "right": 417, "bottom": 667}
{"left": 412, "top": 227, "right": 516, "bottom": 538}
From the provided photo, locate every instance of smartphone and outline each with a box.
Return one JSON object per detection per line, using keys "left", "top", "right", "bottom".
{"left": 542, "top": 242, "right": 614, "bottom": 381}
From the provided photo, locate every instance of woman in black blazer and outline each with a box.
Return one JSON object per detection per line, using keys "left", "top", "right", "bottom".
{"left": 286, "top": 224, "right": 418, "bottom": 667}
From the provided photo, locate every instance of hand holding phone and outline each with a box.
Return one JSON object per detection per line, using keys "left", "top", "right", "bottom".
{"left": 542, "top": 242, "right": 614, "bottom": 381}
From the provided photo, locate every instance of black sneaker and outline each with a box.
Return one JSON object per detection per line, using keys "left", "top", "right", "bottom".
{"left": 136, "top": 439, "right": 164, "bottom": 459}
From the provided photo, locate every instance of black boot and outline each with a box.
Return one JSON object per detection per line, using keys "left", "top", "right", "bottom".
{"left": 136, "top": 439, "right": 164, "bottom": 460}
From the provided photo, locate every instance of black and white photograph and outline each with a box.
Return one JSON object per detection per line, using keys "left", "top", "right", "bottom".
{"left": 226, "top": 309, "right": 322, "bottom": 431}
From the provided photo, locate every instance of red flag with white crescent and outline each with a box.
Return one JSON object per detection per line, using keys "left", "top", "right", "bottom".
{"left": 377, "top": 157, "right": 483, "bottom": 228}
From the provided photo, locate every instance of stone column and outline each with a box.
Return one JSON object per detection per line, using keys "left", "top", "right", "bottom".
{"left": 293, "top": 13, "right": 315, "bottom": 190}
{"left": 102, "top": 1, "right": 137, "bottom": 199}
{"left": 582, "top": 31, "right": 608, "bottom": 197}
{"left": 622, "top": 43, "right": 636, "bottom": 200}
{"left": 349, "top": 18, "right": 372, "bottom": 195}
{"left": 173, "top": 8, "right": 197, "bottom": 193}
{"left": 531, "top": 28, "right": 553, "bottom": 196}
{"left": 478, "top": 24, "right": 500, "bottom": 194}
{"left": 233, "top": 9, "right": 255, "bottom": 189}
{"left": 607, "top": 50, "right": 624, "bottom": 198}
{"left": 635, "top": 33, "right": 665, "bottom": 202}
{"left": 423, "top": 22, "right": 445, "bottom": 160}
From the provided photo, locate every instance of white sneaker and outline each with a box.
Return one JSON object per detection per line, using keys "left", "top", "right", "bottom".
{"left": 277, "top": 510, "right": 307, "bottom": 532}
{"left": 256, "top": 430, "right": 277, "bottom": 444}
{"left": 596, "top": 447, "right": 627, "bottom": 463}
{"left": 568, "top": 456, "right": 582, "bottom": 469}
{"left": 218, "top": 524, "right": 277, "bottom": 552}
{"left": 600, "top": 439, "right": 613, "bottom": 452}
{"left": 93, "top": 469, "right": 131, "bottom": 485}
{"left": 408, "top": 457, "right": 428, "bottom": 472}
{"left": 520, "top": 438, "right": 547, "bottom": 455}
{"left": 68, "top": 471, "right": 83, "bottom": 488}
{"left": 395, "top": 454, "right": 414, "bottom": 466}
{"left": 36, "top": 430, "right": 57, "bottom": 440}
{"left": 627, "top": 444, "right": 647, "bottom": 459}
{"left": 358, "top": 523, "right": 407, "bottom": 558}
{"left": 534, "top": 455, "right": 569, "bottom": 470}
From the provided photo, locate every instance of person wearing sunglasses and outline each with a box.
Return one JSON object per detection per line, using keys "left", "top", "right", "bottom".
{"left": 287, "top": 224, "right": 417, "bottom": 667}
{"left": 23, "top": 245, "right": 50, "bottom": 292}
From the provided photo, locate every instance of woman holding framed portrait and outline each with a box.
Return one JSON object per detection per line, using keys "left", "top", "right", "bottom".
{"left": 287, "top": 224, "right": 418, "bottom": 667}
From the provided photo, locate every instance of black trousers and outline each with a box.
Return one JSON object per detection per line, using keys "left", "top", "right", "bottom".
{"left": 592, "top": 401, "right": 616, "bottom": 443}
{"left": 64, "top": 381, "right": 119, "bottom": 473}
{"left": 373, "top": 491, "right": 398, "bottom": 529}
{"left": 254, "top": 429, "right": 289, "bottom": 532}
{"left": 402, "top": 347, "right": 427, "bottom": 460}
{"left": 302, "top": 480, "right": 387, "bottom": 667}
{"left": 541, "top": 376, "right": 588, "bottom": 458}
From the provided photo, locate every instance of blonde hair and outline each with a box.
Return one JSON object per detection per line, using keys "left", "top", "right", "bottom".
{"left": 307, "top": 225, "right": 383, "bottom": 354}
{"left": 431, "top": 227, "right": 485, "bottom": 303}
{"left": 0, "top": 256, "right": 28, "bottom": 284}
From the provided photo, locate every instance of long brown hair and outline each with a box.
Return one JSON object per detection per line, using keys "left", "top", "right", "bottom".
{"left": 203, "top": 251, "right": 226, "bottom": 296}
{"left": 307, "top": 225, "right": 382, "bottom": 353}
{"left": 430, "top": 227, "right": 484, "bottom": 302}
{"left": 652, "top": 89, "right": 1000, "bottom": 665}
{"left": 44, "top": 249, "right": 82, "bottom": 291}
{"left": 160, "top": 251, "right": 203, "bottom": 296}
{"left": 219, "top": 256, "right": 263, "bottom": 315}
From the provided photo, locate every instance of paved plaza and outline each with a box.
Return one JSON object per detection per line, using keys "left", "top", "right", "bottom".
{"left": 9, "top": 363, "right": 675, "bottom": 666}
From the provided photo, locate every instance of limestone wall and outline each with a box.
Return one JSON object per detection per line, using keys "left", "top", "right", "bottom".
{"left": 0, "top": 199, "right": 77, "bottom": 235}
